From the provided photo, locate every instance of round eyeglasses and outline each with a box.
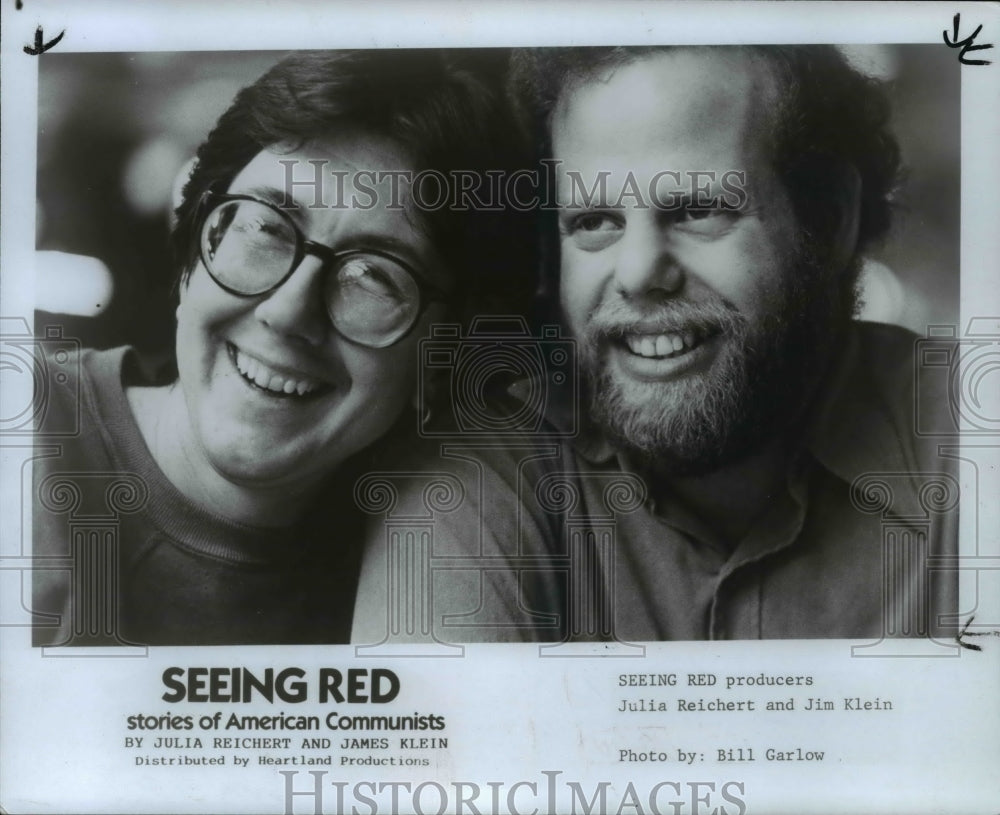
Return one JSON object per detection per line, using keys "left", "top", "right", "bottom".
{"left": 197, "top": 192, "right": 450, "bottom": 348}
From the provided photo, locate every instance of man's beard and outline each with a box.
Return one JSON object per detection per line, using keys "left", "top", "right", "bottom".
{"left": 582, "top": 247, "right": 853, "bottom": 477}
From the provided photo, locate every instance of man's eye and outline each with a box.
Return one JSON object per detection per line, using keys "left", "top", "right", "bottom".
{"left": 682, "top": 209, "right": 715, "bottom": 220}
{"left": 674, "top": 207, "right": 739, "bottom": 236}
{"left": 561, "top": 211, "right": 623, "bottom": 251}
{"left": 575, "top": 213, "right": 619, "bottom": 232}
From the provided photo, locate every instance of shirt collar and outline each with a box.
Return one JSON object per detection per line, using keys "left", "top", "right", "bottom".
{"left": 802, "top": 322, "right": 915, "bottom": 484}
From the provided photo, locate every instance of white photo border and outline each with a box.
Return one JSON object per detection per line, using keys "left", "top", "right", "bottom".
{"left": 2, "top": 2, "right": 998, "bottom": 814}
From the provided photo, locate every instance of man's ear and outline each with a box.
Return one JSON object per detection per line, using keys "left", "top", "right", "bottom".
{"left": 828, "top": 161, "right": 862, "bottom": 274}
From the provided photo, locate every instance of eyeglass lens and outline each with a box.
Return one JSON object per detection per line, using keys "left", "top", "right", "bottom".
{"left": 201, "top": 199, "right": 422, "bottom": 347}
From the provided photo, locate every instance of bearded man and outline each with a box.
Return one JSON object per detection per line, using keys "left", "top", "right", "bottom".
{"left": 354, "top": 46, "right": 958, "bottom": 643}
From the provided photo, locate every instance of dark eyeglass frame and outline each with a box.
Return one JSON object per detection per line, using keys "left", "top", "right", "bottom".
{"left": 195, "top": 191, "right": 452, "bottom": 348}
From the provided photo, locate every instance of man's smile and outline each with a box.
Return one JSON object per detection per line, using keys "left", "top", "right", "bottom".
{"left": 621, "top": 327, "right": 708, "bottom": 359}
{"left": 607, "top": 331, "right": 719, "bottom": 381}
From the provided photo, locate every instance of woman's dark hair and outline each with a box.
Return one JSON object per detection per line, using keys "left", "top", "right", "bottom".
{"left": 172, "top": 49, "right": 535, "bottom": 325}
{"left": 509, "top": 45, "right": 902, "bottom": 311}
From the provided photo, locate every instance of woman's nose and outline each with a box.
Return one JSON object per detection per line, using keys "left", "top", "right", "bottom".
{"left": 253, "top": 255, "right": 330, "bottom": 345}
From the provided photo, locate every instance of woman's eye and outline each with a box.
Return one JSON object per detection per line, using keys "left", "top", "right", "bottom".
{"left": 341, "top": 259, "right": 404, "bottom": 300}
{"left": 235, "top": 215, "right": 282, "bottom": 236}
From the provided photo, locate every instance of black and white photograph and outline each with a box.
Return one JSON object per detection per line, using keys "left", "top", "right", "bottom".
{"left": 1, "top": 2, "right": 998, "bottom": 814}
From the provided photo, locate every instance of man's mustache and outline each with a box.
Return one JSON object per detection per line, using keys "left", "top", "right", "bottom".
{"left": 585, "top": 298, "right": 743, "bottom": 341}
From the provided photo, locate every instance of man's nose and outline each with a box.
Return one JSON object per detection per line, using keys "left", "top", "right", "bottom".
{"left": 612, "top": 216, "right": 684, "bottom": 299}
{"left": 253, "top": 255, "right": 329, "bottom": 345}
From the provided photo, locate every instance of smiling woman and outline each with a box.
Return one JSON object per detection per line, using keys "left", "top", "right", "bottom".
{"left": 139, "top": 133, "right": 452, "bottom": 528}
{"left": 32, "top": 50, "right": 534, "bottom": 646}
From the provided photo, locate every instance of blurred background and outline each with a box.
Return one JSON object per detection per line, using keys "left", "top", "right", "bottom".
{"left": 34, "top": 46, "right": 960, "bottom": 351}
{"left": 36, "top": 51, "right": 285, "bottom": 350}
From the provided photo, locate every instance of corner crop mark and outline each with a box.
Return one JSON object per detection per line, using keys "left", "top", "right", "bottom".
{"left": 943, "top": 13, "right": 993, "bottom": 66}
{"left": 24, "top": 25, "right": 65, "bottom": 56}
{"left": 956, "top": 615, "right": 1000, "bottom": 652}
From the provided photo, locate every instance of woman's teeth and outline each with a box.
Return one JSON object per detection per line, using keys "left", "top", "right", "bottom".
{"left": 624, "top": 331, "right": 699, "bottom": 358}
{"left": 233, "top": 348, "right": 320, "bottom": 396}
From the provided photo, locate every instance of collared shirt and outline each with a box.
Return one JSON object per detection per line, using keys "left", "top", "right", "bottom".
{"left": 352, "top": 322, "right": 958, "bottom": 642}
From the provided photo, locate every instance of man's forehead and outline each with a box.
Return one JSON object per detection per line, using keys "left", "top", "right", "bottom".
{"left": 551, "top": 49, "right": 780, "bottom": 172}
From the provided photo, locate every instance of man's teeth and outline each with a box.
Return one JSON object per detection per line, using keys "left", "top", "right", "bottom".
{"left": 625, "top": 331, "right": 700, "bottom": 358}
{"left": 233, "top": 349, "right": 320, "bottom": 396}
